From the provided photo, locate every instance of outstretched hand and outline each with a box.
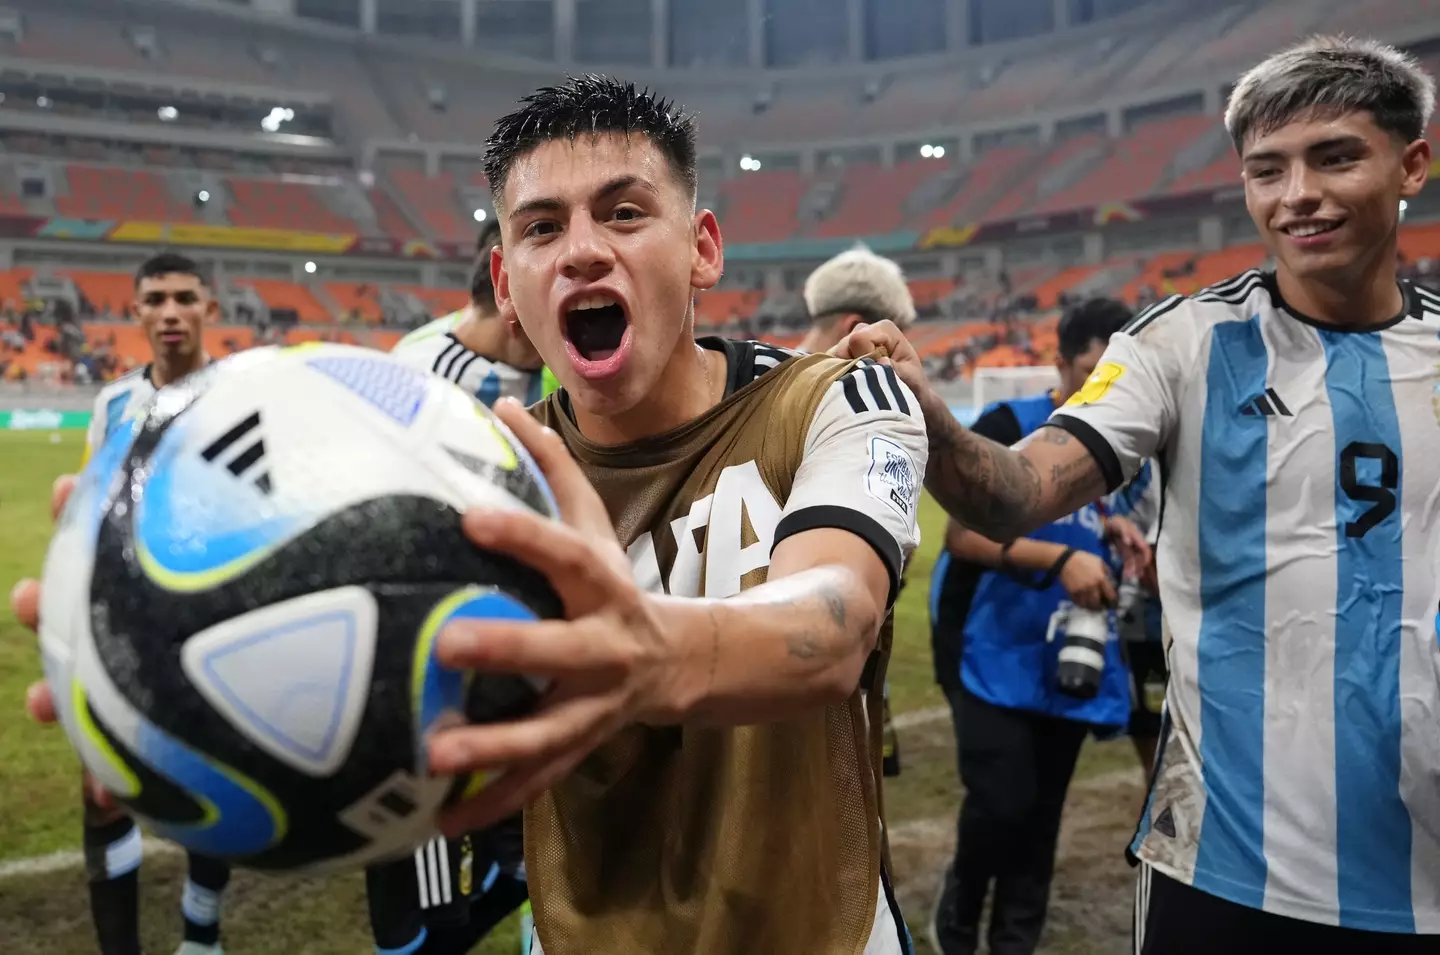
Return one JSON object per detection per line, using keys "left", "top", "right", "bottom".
{"left": 429, "top": 398, "right": 682, "bottom": 835}
{"left": 10, "top": 474, "right": 114, "bottom": 807}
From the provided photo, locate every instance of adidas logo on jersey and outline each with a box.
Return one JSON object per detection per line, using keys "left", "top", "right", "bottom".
{"left": 1239, "top": 388, "right": 1293, "bottom": 418}
{"left": 201, "top": 411, "right": 273, "bottom": 494}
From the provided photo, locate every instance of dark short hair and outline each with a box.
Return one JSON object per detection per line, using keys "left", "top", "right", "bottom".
{"left": 483, "top": 74, "right": 698, "bottom": 210}
{"left": 470, "top": 218, "right": 503, "bottom": 311}
{"left": 1057, "top": 297, "right": 1133, "bottom": 362}
{"left": 135, "top": 251, "right": 211, "bottom": 291}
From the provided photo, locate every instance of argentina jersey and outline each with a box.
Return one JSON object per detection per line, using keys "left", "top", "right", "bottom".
{"left": 83, "top": 366, "right": 157, "bottom": 466}
{"left": 1047, "top": 269, "right": 1440, "bottom": 933}
{"left": 392, "top": 312, "right": 545, "bottom": 407}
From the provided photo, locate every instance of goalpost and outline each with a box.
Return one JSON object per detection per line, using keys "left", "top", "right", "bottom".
{"left": 971, "top": 365, "right": 1060, "bottom": 412}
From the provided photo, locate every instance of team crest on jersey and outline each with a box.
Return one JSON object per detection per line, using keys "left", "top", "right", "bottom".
{"left": 866, "top": 436, "right": 918, "bottom": 519}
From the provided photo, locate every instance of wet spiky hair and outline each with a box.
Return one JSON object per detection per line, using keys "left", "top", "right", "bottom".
{"left": 483, "top": 74, "right": 697, "bottom": 210}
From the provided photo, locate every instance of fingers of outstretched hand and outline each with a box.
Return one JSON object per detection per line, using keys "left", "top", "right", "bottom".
{"left": 436, "top": 617, "right": 624, "bottom": 680}
{"left": 489, "top": 399, "right": 608, "bottom": 532}
{"left": 25, "top": 681, "right": 56, "bottom": 724}
{"left": 51, "top": 474, "right": 76, "bottom": 523}
{"left": 428, "top": 692, "right": 615, "bottom": 777}
{"left": 10, "top": 578, "right": 38, "bottom": 630}
{"left": 460, "top": 507, "right": 617, "bottom": 614}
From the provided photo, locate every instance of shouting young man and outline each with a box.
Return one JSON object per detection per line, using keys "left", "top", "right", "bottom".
{"left": 837, "top": 36, "right": 1440, "bottom": 953}
{"left": 424, "top": 75, "right": 928, "bottom": 953}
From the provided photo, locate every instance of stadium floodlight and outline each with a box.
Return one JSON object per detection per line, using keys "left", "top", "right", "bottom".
{"left": 35, "top": 95, "right": 50, "bottom": 108}
{"left": 304, "top": 261, "right": 317, "bottom": 274}
{"left": 196, "top": 189, "right": 211, "bottom": 203}
{"left": 473, "top": 209, "right": 487, "bottom": 222}
{"left": 261, "top": 105, "right": 296, "bottom": 133}
{"left": 932, "top": 145, "right": 946, "bottom": 159}
{"left": 158, "top": 105, "right": 178, "bottom": 122}
{"left": 920, "top": 144, "right": 934, "bottom": 158}
{"left": 740, "top": 155, "right": 761, "bottom": 172}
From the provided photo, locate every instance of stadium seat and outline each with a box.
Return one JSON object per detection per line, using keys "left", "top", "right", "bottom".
{"left": 66, "top": 271, "right": 135, "bottom": 315}
{"left": 717, "top": 171, "right": 805, "bottom": 244}
{"left": 234, "top": 279, "right": 331, "bottom": 323}
{"left": 812, "top": 161, "right": 940, "bottom": 239}
{"left": 226, "top": 179, "right": 359, "bottom": 234}
{"left": 324, "top": 282, "right": 383, "bottom": 323}
{"left": 915, "top": 145, "right": 1040, "bottom": 230}
{"left": 1038, "top": 115, "right": 1213, "bottom": 213}
{"left": 57, "top": 165, "right": 198, "bottom": 223}
{"left": 386, "top": 169, "right": 472, "bottom": 244}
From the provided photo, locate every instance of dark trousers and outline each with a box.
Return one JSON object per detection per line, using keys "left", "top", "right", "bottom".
{"left": 1136, "top": 865, "right": 1439, "bottom": 955}
{"left": 935, "top": 686, "right": 1089, "bottom": 955}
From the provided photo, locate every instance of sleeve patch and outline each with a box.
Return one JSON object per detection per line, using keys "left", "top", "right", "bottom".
{"left": 865, "top": 435, "right": 920, "bottom": 520}
{"left": 1063, "top": 361, "right": 1125, "bottom": 408}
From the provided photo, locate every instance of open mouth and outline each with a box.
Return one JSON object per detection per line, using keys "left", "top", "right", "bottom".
{"left": 564, "top": 294, "right": 630, "bottom": 367}
{"left": 1283, "top": 219, "right": 1343, "bottom": 239}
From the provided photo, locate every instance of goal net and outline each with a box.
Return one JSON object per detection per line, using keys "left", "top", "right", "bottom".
{"left": 972, "top": 366, "right": 1060, "bottom": 411}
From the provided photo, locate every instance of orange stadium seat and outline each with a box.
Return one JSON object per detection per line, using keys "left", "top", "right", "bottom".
{"left": 813, "top": 161, "right": 939, "bottom": 239}
{"left": 908, "top": 278, "right": 958, "bottom": 308}
{"left": 1032, "top": 265, "right": 1102, "bottom": 310}
{"left": 717, "top": 171, "right": 804, "bottom": 244}
{"left": 57, "top": 165, "right": 197, "bottom": 223}
{"left": 1038, "top": 115, "right": 1213, "bottom": 214}
{"left": 694, "top": 289, "right": 764, "bottom": 326}
{"left": 984, "top": 134, "right": 1105, "bottom": 222}
{"left": 367, "top": 188, "right": 419, "bottom": 240}
{"left": 401, "top": 286, "right": 470, "bottom": 316}
{"left": 916, "top": 145, "right": 1039, "bottom": 230}
{"left": 0, "top": 268, "right": 34, "bottom": 308}
{"left": 386, "top": 170, "right": 472, "bottom": 244}
{"left": 235, "top": 279, "right": 331, "bottom": 323}
{"left": 227, "top": 179, "right": 358, "bottom": 234}
{"left": 325, "top": 282, "right": 383, "bottom": 323}
{"left": 65, "top": 271, "right": 135, "bottom": 315}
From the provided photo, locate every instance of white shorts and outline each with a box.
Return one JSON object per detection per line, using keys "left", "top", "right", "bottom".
{"left": 530, "top": 876, "right": 908, "bottom": 954}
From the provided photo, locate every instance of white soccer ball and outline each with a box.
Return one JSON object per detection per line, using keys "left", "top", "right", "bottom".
{"left": 39, "top": 343, "right": 560, "bottom": 871}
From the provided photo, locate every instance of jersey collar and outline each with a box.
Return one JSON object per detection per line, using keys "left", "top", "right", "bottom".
{"left": 1261, "top": 270, "right": 1414, "bottom": 333}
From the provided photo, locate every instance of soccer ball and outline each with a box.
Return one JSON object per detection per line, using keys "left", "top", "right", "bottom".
{"left": 38, "top": 343, "right": 561, "bottom": 872}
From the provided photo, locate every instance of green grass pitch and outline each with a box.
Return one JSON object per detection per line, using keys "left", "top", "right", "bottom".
{"left": 0, "top": 429, "right": 1137, "bottom": 954}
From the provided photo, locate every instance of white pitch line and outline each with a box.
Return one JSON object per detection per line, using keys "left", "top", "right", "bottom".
{"left": 0, "top": 837, "right": 178, "bottom": 881}
{"left": 892, "top": 705, "right": 948, "bottom": 730}
{"left": 0, "top": 706, "right": 957, "bottom": 882}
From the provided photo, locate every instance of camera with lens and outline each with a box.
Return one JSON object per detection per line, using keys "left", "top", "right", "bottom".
{"left": 1045, "top": 603, "right": 1113, "bottom": 699}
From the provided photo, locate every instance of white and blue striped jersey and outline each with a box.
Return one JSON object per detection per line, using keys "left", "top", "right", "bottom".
{"left": 83, "top": 366, "right": 156, "bottom": 467}
{"left": 1049, "top": 269, "right": 1440, "bottom": 933}
{"left": 391, "top": 311, "right": 544, "bottom": 407}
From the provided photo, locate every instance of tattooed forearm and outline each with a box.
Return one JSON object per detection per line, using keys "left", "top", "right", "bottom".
{"left": 921, "top": 389, "right": 1043, "bottom": 540}
{"left": 917, "top": 388, "right": 1105, "bottom": 541}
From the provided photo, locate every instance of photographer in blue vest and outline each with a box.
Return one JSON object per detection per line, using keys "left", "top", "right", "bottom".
{"left": 926, "top": 297, "right": 1150, "bottom": 955}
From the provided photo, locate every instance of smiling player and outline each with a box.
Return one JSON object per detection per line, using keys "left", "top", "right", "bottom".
{"left": 835, "top": 36, "right": 1440, "bottom": 954}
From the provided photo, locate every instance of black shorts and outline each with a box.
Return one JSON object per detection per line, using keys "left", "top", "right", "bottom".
{"left": 1135, "top": 864, "right": 1436, "bottom": 955}
{"left": 367, "top": 813, "right": 526, "bottom": 953}
{"left": 1125, "top": 640, "right": 1167, "bottom": 738}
